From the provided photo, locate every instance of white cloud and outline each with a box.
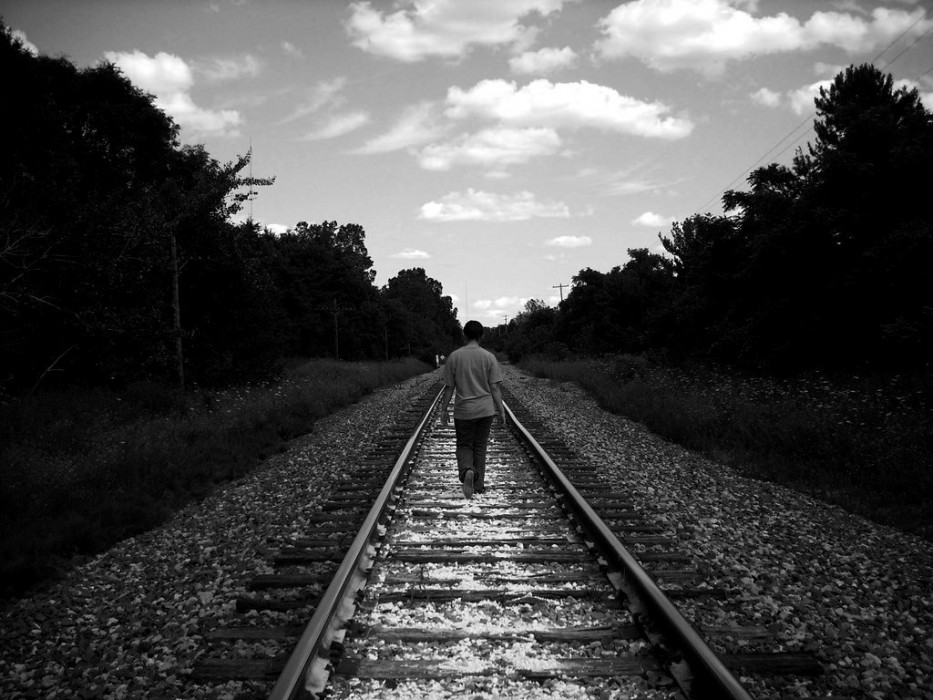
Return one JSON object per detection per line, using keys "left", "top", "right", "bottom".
{"left": 510, "top": 46, "right": 577, "bottom": 75}
{"left": 105, "top": 50, "right": 193, "bottom": 94}
{"left": 788, "top": 81, "right": 830, "bottom": 115}
{"left": 594, "top": 0, "right": 932, "bottom": 77}
{"left": 7, "top": 28, "right": 39, "bottom": 56}
{"left": 751, "top": 80, "right": 831, "bottom": 115}
{"left": 301, "top": 111, "right": 370, "bottom": 141}
{"left": 895, "top": 78, "right": 933, "bottom": 111}
{"left": 345, "top": 0, "right": 568, "bottom": 62}
{"left": 473, "top": 297, "right": 529, "bottom": 315}
{"left": 446, "top": 79, "right": 693, "bottom": 139}
{"left": 493, "top": 296, "right": 527, "bottom": 308}
{"left": 103, "top": 50, "right": 241, "bottom": 137}
{"left": 545, "top": 235, "right": 592, "bottom": 247}
{"left": 282, "top": 41, "right": 304, "bottom": 59}
{"left": 277, "top": 77, "right": 348, "bottom": 125}
{"left": 633, "top": 211, "right": 675, "bottom": 227}
{"left": 750, "top": 87, "right": 782, "bottom": 108}
{"left": 390, "top": 248, "right": 431, "bottom": 259}
{"left": 418, "top": 127, "right": 561, "bottom": 170}
{"left": 264, "top": 223, "right": 290, "bottom": 235}
{"left": 581, "top": 165, "right": 687, "bottom": 197}
{"left": 419, "top": 189, "right": 571, "bottom": 222}
{"left": 352, "top": 101, "right": 449, "bottom": 154}
{"left": 194, "top": 54, "right": 260, "bottom": 81}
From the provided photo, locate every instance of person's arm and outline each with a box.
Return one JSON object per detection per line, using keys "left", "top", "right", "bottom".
{"left": 489, "top": 382, "right": 505, "bottom": 425}
{"left": 439, "top": 385, "right": 454, "bottom": 425}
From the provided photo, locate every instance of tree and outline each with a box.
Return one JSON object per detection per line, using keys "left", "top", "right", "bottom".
{"left": 0, "top": 24, "right": 276, "bottom": 389}
{"left": 382, "top": 268, "right": 460, "bottom": 361}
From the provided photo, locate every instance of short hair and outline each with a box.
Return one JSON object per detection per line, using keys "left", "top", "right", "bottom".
{"left": 463, "top": 320, "right": 484, "bottom": 340}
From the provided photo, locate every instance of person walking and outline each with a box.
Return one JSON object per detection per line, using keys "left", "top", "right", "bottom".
{"left": 439, "top": 320, "right": 505, "bottom": 499}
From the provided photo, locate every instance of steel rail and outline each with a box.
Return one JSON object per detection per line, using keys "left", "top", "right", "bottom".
{"left": 504, "top": 401, "right": 754, "bottom": 700}
{"left": 268, "top": 387, "right": 445, "bottom": 700}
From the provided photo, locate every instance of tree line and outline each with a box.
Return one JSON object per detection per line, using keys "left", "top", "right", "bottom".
{"left": 1, "top": 23, "right": 461, "bottom": 393}
{"left": 496, "top": 64, "right": 933, "bottom": 375}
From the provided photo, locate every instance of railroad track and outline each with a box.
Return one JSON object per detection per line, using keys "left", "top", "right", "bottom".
{"left": 192, "top": 382, "right": 822, "bottom": 699}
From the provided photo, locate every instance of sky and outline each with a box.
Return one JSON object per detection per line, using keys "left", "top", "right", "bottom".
{"left": 4, "top": 0, "right": 932, "bottom": 326}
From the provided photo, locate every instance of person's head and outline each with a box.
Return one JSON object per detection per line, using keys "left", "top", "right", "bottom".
{"left": 463, "top": 320, "right": 484, "bottom": 341}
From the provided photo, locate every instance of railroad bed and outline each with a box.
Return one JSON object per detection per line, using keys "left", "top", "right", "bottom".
{"left": 192, "top": 384, "right": 822, "bottom": 699}
{"left": 325, "top": 413, "right": 671, "bottom": 699}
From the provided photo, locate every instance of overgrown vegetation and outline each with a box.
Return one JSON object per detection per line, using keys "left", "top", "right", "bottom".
{"left": 521, "top": 356, "right": 932, "bottom": 542}
{"left": 0, "top": 358, "right": 430, "bottom": 598}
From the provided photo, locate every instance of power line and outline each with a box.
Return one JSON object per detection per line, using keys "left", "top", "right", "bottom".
{"left": 695, "top": 8, "right": 931, "bottom": 215}
{"left": 870, "top": 10, "right": 928, "bottom": 66}
{"left": 878, "top": 23, "right": 933, "bottom": 72}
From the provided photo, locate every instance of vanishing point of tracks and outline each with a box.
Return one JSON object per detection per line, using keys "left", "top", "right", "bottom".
{"left": 192, "top": 381, "right": 822, "bottom": 699}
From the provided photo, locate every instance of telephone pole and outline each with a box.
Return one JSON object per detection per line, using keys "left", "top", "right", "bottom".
{"left": 552, "top": 282, "right": 568, "bottom": 302}
{"left": 313, "top": 299, "right": 352, "bottom": 360}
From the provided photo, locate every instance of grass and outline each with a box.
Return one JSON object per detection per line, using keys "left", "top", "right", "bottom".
{"left": 519, "top": 355, "right": 932, "bottom": 542}
{"left": 0, "top": 358, "right": 431, "bottom": 599}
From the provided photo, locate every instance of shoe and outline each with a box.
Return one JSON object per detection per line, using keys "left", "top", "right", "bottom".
{"left": 462, "top": 470, "right": 474, "bottom": 499}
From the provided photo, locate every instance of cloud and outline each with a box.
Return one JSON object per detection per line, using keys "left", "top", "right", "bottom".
{"left": 418, "top": 127, "right": 561, "bottom": 170}
{"left": 750, "top": 87, "right": 782, "bottom": 108}
{"left": 301, "top": 111, "right": 370, "bottom": 141}
{"left": 345, "top": 0, "right": 568, "bottom": 62}
{"left": 277, "top": 77, "right": 348, "bottom": 125}
{"left": 419, "top": 189, "right": 571, "bottom": 222}
{"left": 633, "top": 211, "right": 675, "bottom": 227}
{"left": 545, "top": 235, "right": 592, "bottom": 247}
{"left": 473, "top": 297, "right": 529, "bottom": 313}
{"left": 751, "top": 80, "right": 831, "bottom": 115}
{"left": 579, "top": 165, "right": 688, "bottom": 197}
{"left": 594, "top": 0, "right": 932, "bottom": 77}
{"left": 352, "top": 101, "right": 449, "bottom": 154}
{"left": 510, "top": 46, "right": 577, "bottom": 75}
{"left": 281, "top": 41, "right": 304, "bottom": 59}
{"left": 6, "top": 27, "right": 39, "bottom": 56}
{"left": 264, "top": 223, "right": 290, "bottom": 235}
{"left": 390, "top": 248, "right": 431, "bottom": 259}
{"left": 895, "top": 78, "right": 933, "bottom": 111}
{"left": 787, "top": 81, "right": 831, "bottom": 115}
{"left": 446, "top": 79, "right": 693, "bottom": 139}
{"left": 103, "top": 50, "right": 241, "bottom": 137}
{"left": 194, "top": 54, "right": 260, "bottom": 81}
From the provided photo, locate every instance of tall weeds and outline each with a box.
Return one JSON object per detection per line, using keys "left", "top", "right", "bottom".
{"left": 520, "top": 357, "right": 932, "bottom": 542}
{"left": 0, "top": 358, "right": 430, "bottom": 598}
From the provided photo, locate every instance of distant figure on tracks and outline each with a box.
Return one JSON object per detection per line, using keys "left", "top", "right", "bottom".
{"left": 439, "top": 320, "right": 506, "bottom": 499}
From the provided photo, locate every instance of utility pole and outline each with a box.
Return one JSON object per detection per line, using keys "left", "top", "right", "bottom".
{"left": 313, "top": 299, "right": 351, "bottom": 360}
{"left": 170, "top": 232, "right": 185, "bottom": 391}
{"left": 552, "top": 282, "right": 568, "bottom": 302}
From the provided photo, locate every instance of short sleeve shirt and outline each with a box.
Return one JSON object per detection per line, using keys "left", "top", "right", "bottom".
{"left": 443, "top": 344, "right": 503, "bottom": 420}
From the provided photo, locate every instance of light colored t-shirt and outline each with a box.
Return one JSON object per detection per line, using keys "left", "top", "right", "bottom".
{"left": 443, "top": 344, "right": 503, "bottom": 420}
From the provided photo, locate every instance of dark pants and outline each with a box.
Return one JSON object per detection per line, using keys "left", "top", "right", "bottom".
{"left": 454, "top": 416, "right": 493, "bottom": 488}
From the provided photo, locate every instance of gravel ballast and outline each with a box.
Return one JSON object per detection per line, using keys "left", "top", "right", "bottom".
{"left": 503, "top": 365, "right": 933, "bottom": 700}
{"left": 2, "top": 365, "right": 931, "bottom": 699}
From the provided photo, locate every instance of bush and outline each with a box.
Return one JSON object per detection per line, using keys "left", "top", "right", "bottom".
{"left": 0, "top": 358, "right": 430, "bottom": 598}
{"left": 519, "top": 357, "right": 932, "bottom": 541}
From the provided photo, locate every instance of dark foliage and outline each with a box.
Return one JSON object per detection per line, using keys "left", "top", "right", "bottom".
{"left": 500, "top": 64, "right": 933, "bottom": 376}
{"left": 0, "top": 24, "right": 460, "bottom": 394}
